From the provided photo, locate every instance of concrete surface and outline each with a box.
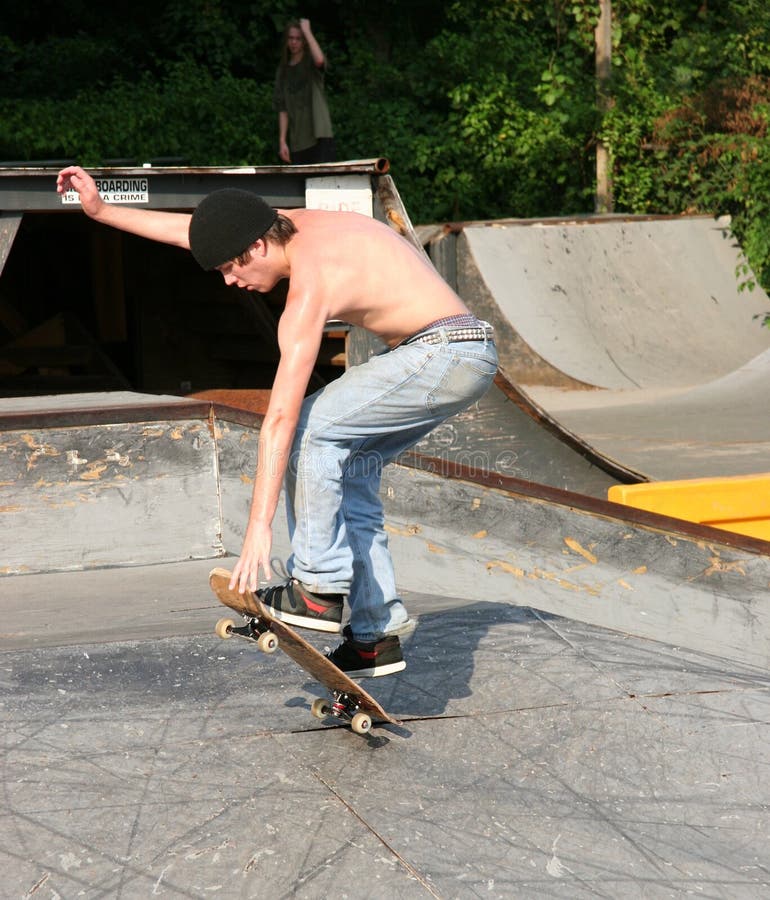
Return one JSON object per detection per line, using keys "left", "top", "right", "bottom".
{"left": 3, "top": 392, "right": 770, "bottom": 898}
{"left": 3, "top": 559, "right": 770, "bottom": 899}
{"left": 346, "top": 326, "right": 634, "bottom": 498}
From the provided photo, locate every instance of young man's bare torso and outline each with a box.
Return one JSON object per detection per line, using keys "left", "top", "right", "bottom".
{"left": 221, "top": 207, "right": 469, "bottom": 346}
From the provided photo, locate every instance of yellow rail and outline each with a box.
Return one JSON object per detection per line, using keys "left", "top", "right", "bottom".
{"left": 609, "top": 473, "right": 770, "bottom": 541}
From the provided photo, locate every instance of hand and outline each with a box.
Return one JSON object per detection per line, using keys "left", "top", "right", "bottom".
{"left": 299, "top": 18, "right": 311, "bottom": 32}
{"left": 279, "top": 140, "right": 291, "bottom": 163}
{"left": 228, "top": 521, "right": 274, "bottom": 595}
{"left": 56, "top": 166, "right": 104, "bottom": 219}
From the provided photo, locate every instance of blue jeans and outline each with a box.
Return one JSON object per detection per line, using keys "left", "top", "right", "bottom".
{"left": 285, "top": 333, "right": 498, "bottom": 641}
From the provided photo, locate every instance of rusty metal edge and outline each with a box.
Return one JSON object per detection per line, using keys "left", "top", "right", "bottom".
{"left": 399, "top": 450, "right": 770, "bottom": 557}
{"left": 4, "top": 396, "right": 768, "bottom": 558}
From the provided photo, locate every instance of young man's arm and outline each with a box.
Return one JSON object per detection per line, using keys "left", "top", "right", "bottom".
{"left": 228, "top": 288, "right": 326, "bottom": 594}
{"left": 56, "top": 166, "right": 191, "bottom": 248}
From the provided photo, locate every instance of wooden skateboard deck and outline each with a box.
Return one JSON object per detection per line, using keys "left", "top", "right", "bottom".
{"left": 209, "top": 567, "right": 399, "bottom": 732}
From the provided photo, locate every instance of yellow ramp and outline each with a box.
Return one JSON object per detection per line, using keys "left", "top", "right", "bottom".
{"left": 608, "top": 473, "right": 770, "bottom": 541}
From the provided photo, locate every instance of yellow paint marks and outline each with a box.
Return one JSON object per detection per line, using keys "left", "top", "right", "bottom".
{"left": 36, "top": 495, "right": 77, "bottom": 509}
{"left": 701, "top": 556, "right": 747, "bottom": 578}
{"left": 534, "top": 567, "right": 599, "bottom": 595}
{"left": 564, "top": 537, "right": 597, "bottom": 564}
{"left": 486, "top": 558, "right": 601, "bottom": 596}
{"left": 633, "top": 566, "right": 647, "bottom": 575}
{"left": 170, "top": 428, "right": 184, "bottom": 440}
{"left": 618, "top": 579, "right": 633, "bottom": 590}
{"left": 240, "top": 473, "right": 254, "bottom": 485}
{"left": 0, "top": 505, "right": 23, "bottom": 513}
{"left": 473, "top": 530, "right": 488, "bottom": 539}
{"left": 426, "top": 542, "right": 446, "bottom": 555}
{"left": 21, "top": 434, "right": 59, "bottom": 471}
{"left": 384, "top": 523, "right": 422, "bottom": 537}
{"left": 79, "top": 463, "right": 108, "bottom": 481}
{"left": 486, "top": 560, "right": 526, "bottom": 578}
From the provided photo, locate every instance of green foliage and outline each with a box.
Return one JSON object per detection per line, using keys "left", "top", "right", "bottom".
{"left": 2, "top": 0, "right": 770, "bottom": 302}
{"left": 0, "top": 61, "right": 272, "bottom": 165}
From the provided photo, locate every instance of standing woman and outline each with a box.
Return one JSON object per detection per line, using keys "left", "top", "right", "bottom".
{"left": 274, "top": 18, "right": 336, "bottom": 165}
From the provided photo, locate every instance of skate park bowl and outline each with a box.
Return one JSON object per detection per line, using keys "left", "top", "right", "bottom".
{"left": 420, "top": 214, "right": 770, "bottom": 487}
{"left": 3, "top": 392, "right": 770, "bottom": 668}
{"left": 4, "top": 393, "right": 770, "bottom": 896}
{"left": 4, "top": 169, "right": 770, "bottom": 896}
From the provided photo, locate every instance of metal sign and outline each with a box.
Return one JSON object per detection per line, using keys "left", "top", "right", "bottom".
{"left": 60, "top": 177, "right": 150, "bottom": 205}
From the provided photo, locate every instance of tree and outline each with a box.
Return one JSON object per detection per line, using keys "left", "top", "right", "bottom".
{"left": 1, "top": 0, "right": 769, "bottom": 294}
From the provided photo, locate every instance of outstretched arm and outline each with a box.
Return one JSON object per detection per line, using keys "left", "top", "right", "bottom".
{"left": 57, "top": 166, "right": 191, "bottom": 249}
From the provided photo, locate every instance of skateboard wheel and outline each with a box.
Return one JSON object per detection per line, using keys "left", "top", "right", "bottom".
{"left": 257, "top": 631, "right": 279, "bottom": 653}
{"left": 215, "top": 617, "right": 235, "bottom": 639}
{"left": 351, "top": 712, "right": 372, "bottom": 735}
{"left": 311, "top": 698, "right": 330, "bottom": 720}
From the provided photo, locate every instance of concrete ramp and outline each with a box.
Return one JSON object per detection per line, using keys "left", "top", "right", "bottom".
{"left": 3, "top": 393, "right": 769, "bottom": 668}
{"left": 4, "top": 394, "right": 770, "bottom": 896}
{"left": 533, "top": 345, "right": 770, "bottom": 481}
{"left": 420, "top": 216, "right": 770, "bottom": 482}
{"left": 454, "top": 215, "right": 770, "bottom": 390}
{"left": 0, "top": 392, "right": 262, "bottom": 575}
{"left": 346, "top": 328, "right": 639, "bottom": 498}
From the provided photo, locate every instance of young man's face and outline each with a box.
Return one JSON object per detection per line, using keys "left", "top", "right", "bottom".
{"left": 217, "top": 242, "right": 281, "bottom": 293}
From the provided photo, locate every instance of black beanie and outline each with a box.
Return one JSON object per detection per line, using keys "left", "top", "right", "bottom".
{"left": 188, "top": 189, "right": 278, "bottom": 270}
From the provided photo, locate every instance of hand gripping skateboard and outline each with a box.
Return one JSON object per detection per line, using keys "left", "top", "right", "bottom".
{"left": 209, "top": 567, "right": 399, "bottom": 734}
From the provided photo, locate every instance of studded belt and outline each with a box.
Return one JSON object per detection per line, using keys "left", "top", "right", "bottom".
{"left": 404, "top": 322, "right": 494, "bottom": 346}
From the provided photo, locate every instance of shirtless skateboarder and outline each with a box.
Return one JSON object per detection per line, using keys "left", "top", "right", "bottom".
{"left": 57, "top": 166, "right": 497, "bottom": 677}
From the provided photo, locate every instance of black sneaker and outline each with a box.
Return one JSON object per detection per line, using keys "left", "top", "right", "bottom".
{"left": 326, "top": 626, "right": 406, "bottom": 678}
{"left": 259, "top": 579, "right": 343, "bottom": 633}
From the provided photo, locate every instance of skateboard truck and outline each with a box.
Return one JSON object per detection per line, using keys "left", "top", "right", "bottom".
{"left": 215, "top": 616, "right": 279, "bottom": 654}
{"left": 215, "top": 614, "right": 374, "bottom": 734}
{"left": 310, "top": 693, "right": 373, "bottom": 734}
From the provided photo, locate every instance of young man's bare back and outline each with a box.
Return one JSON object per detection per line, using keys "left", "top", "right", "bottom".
{"left": 56, "top": 168, "right": 497, "bottom": 677}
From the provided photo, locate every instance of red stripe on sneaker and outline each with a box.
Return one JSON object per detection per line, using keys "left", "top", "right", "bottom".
{"left": 358, "top": 650, "right": 377, "bottom": 660}
{"left": 301, "top": 594, "right": 333, "bottom": 615}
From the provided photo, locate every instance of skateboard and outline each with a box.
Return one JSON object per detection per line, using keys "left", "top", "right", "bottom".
{"left": 209, "top": 567, "right": 399, "bottom": 734}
